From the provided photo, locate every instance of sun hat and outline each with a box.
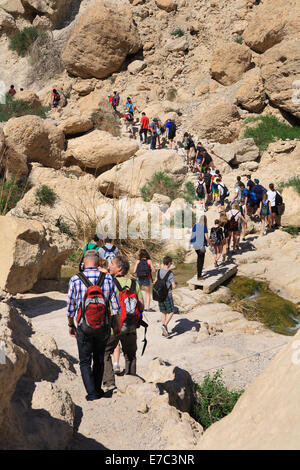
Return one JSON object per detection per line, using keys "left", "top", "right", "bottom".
{"left": 254, "top": 178, "right": 259, "bottom": 183}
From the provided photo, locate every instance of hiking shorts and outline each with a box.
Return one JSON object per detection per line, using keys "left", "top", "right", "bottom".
{"left": 158, "top": 295, "right": 174, "bottom": 314}
{"left": 220, "top": 194, "right": 225, "bottom": 206}
{"left": 197, "top": 193, "right": 205, "bottom": 200}
{"left": 271, "top": 206, "right": 278, "bottom": 215}
{"left": 137, "top": 278, "right": 150, "bottom": 287}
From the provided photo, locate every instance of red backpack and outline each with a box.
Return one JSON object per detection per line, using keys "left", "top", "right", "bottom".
{"left": 77, "top": 272, "right": 110, "bottom": 337}
{"left": 113, "top": 278, "right": 142, "bottom": 334}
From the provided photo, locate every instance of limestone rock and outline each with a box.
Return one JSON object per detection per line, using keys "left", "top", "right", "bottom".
{"left": 128, "top": 60, "right": 147, "bottom": 74}
{"left": 78, "top": 91, "right": 108, "bottom": 117}
{"left": 197, "top": 329, "right": 300, "bottom": 449}
{"left": 72, "top": 80, "right": 95, "bottom": 96}
{"left": 0, "top": 216, "right": 73, "bottom": 294}
{"left": 58, "top": 115, "right": 93, "bottom": 136}
{"left": 1, "top": 147, "right": 28, "bottom": 180}
{"left": 210, "top": 42, "right": 252, "bottom": 86}
{"left": 143, "top": 358, "right": 194, "bottom": 413}
{"left": 155, "top": 0, "right": 177, "bottom": 12}
{"left": 15, "top": 90, "right": 42, "bottom": 109}
{"left": 97, "top": 149, "right": 186, "bottom": 197}
{"left": 233, "top": 138, "right": 259, "bottom": 164}
{"left": 280, "top": 187, "right": 300, "bottom": 227}
{"left": 152, "top": 193, "right": 172, "bottom": 206}
{"left": 0, "top": 0, "right": 25, "bottom": 15}
{"left": 194, "top": 102, "right": 240, "bottom": 144}
{"left": 62, "top": 0, "right": 141, "bottom": 79}
{"left": 65, "top": 130, "right": 139, "bottom": 170}
{"left": 0, "top": 8, "right": 16, "bottom": 34}
{"left": 32, "top": 15, "right": 52, "bottom": 30}
{"left": 260, "top": 39, "right": 300, "bottom": 118}
{"left": 243, "top": 0, "right": 300, "bottom": 53}
{"left": 3, "top": 116, "right": 65, "bottom": 170}
{"left": 22, "top": 0, "right": 73, "bottom": 27}
{"left": 166, "top": 36, "right": 188, "bottom": 52}
{"left": 235, "top": 73, "right": 266, "bottom": 113}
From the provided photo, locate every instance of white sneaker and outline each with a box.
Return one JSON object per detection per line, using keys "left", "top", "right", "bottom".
{"left": 113, "top": 363, "right": 121, "bottom": 374}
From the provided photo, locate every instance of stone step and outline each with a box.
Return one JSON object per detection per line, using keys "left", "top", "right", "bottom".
{"left": 187, "top": 263, "right": 238, "bottom": 294}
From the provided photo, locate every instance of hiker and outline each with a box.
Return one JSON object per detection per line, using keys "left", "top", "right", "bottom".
{"left": 112, "top": 91, "right": 120, "bottom": 111}
{"left": 246, "top": 174, "right": 255, "bottom": 191}
{"left": 219, "top": 212, "right": 230, "bottom": 262}
{"left": 195, "top": 174, "right": 208, "bottom": 212}
{"left": 209, "top": 219, "right": 224, "bottom": 268}
{"left": 51, "top": 89, "right": 61, "bottom": 111}
{"left": 182, "top": 132, "right": 195, "bottom": 168}
{"left": 150, "top": 118, "right": 159, "bottom": 150}
{"left": 227, "top": 203, "right": 247, "bottom": 253}
{"left": 103, "top": 256, "right": 144, "bottom": 391}
{"left": 203, "top": 171, "right": 212, "bottom": 205}
{"left": 108, "top": 93, "right": 113, "bottom": 105}
{"left": 190, "top": 215, "right": 210, "bottom": 279}
{"left": 153, "top": 256, "right": 177, "bottom": 338}
{"left": 195, "top": 143, "right": 212, "bottom": 174}
{"left": 67, "top": 250, "right": 121, "bottom": 401}
{"left": 252, "top": 179, "right": 266, "bottom": 216}
{"left": 211, "top": 170, "right": 221, "bottom": 205}
{"left": 259, "top": 193, "right": 271, "bottom": 236}
{"left": 125, "top": 97, "right": 134, "bottom": 116}
{"left": 267, "top": 183, "right": 283, "bottom": 229}
{"left": 79, "top": 234, "right": 102, "bottom": 271}
{"left": 133, "top": 249, "right": 155, "bottom": 312}
{"left": 139, "top": 112, "right": 149, "bottom": 144}
{"left": 216, "top": 178, "right": 229, "bottom": 212}
{"left": 8, "top": 85, "right": 16, "bottom": 96}
{"left": 156, "top": 121, "right": 162, "bottom": 148}
{"left": 98, "top": 236, "right": 120, "bottom": 267}
{"left": 165, "top": 119, "right": 176, "bottom": 149}
{"left": 231, "top": 177, "right": 242, "bottom": 207}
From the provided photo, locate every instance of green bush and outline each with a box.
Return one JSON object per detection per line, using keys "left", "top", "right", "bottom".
{"left": 171, "top": 28, "right": 184, "bottom": 38}
{"left": 140, "top": 171, "right": 181, "bottom": 202}
{"left": 243, "top": 115, "right": 300, "bottom": 151}
{"left": 35, "top": 185, "right": 57, "bottom": 207}
{"left": 282, "top": 226, "right": 300, "bottom": 237}
{"left": 55, "top": 217, "right": 74, "bottom": 238}
{"left": 166, "top": 87, "right": 177, "bottom": 102}
{"left": 192, "top": 370, "right": 244, "bottom": 430}
{"left": 234, "top": 36, "right": 243, "bottom": 44}
{"left": 180, "top": 181, "right": 197, "bottom": 204}
{"left": 10, "top": 27, "right": 38, "bottom": 57}
{"left": 0, "top": 177, "right": 31, "bottom": 215}
{"left": 0, "top": 93, "right": 50, "bottom": 122}
{"left": 92, "top": 111, "right": 120, "bottom": 137}
{"left": 279, "top": 176, "right": 300, "bottom": 196}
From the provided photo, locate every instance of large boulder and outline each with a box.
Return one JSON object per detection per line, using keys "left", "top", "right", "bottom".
{"left": 0, "top": 0, "right": 25, "bottom": 15}
{"left": 243, "top": 0, "right": 300, "bottom": 53}
{"left": 235, "top": 73, "right": 266, "bottom": 113}
{"left": 155, "top": 0, "right": 177, "bottom": 12}
{"left": 3, "top": 116, "right": 65, "bottom": 170}
{"left": 197, "top": 329, "right": 300, "bottom": 449}
{"left": 61, "top": 0, "right": 141, "bottom": 79}
{"left": 1, "top": 147, "right": 28, "bottom": 180}
{"left": 209, "top": 139, "right": 259, "bottom": 165}
{"left": 193, "top": 102, "right": 241, "bottom": 144}
{"left": 57, "top": 114, "right": 93, "bottom": 136}
{"left": 0, "top": 216, "right": 73, "bottom": 294}
{"left": 14, "top": 90, "right": 42, "bottom": 109}
{"left": 210, "top": 42, "right": 252, "bottom": 86}
{"left": 65, "top": 130, "right": 139, "bottom": 170}
{"left": 280, "top": 186, "right": 300, "bottom": 227}
{"left": 260, "top": 40, "right": 300, "bottom": 118}
{"left": 97, "top": 149, "right": 186, "bottom": 197}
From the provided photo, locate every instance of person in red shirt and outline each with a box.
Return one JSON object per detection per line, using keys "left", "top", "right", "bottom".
{"left": 139, "top": 112, "right": 149, "bottom": 144}
{"left": 8, "top": 85, "right": 16, "bottom": 96}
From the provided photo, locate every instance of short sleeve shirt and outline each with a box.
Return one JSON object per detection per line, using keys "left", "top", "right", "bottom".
{"left": 157, "top": 269, "right": 175, "bottom": 294}
{"left": 114, "top": 277, "right": 143, "bottom": 301}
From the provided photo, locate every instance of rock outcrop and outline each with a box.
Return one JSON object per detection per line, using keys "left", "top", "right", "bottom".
{"left": 210, "top": 42, "right": 252, "bottom": 86}
{"left": 62, "top": 0, "right": 141, "bottom": 79}
{"left": 193, "top": 102, "right": 241, "bottom": 144}
{"left": 197, "top": 329, "right": 300, "bottom": 450}
{"left": 0, "top": 216, "right": 73, "bottom": 294}
{"left": 235, "top": 73, "right": 266, "bottom": 113}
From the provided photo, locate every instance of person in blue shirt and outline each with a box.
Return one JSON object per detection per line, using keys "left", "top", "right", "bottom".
{"left": 150, "top": 118, "right": 158, "bottom": 150}
{"left": 190, "top": 215, "right": 210, "bottom": 279}
{"left": 165, "top": 119, "right": 176, "bottom": 149}
{"left": 124, "top": 97, "right": 134, "bottom": 115}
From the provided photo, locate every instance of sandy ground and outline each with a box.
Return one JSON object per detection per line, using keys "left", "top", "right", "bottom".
{"left": 14, "top": 284, "right": 289, "bottom": 450}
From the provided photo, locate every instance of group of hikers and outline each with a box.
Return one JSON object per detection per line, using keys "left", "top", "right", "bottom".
{"left": 67, "top": 236, "right": 178, "bottom": 401}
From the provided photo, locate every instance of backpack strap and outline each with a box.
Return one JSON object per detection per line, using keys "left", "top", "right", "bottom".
{"left": 77, "top": 273, "right": 93, "bottom": 288}
{"left": 96, "top": 271, "right": 106, "bottom": 287}
{"left": 130, "top": 279, "right": 136, "bottom": 292}
{"left": 163, "top": 271, "right": 172, "bottom": 283}
{"left": 157, "top": 269, "right": 161, "bottom": 281}
{"left": 113, "top": 277, "right": 123, "bottom": 292}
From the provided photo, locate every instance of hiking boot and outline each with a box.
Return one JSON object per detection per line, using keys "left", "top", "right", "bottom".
{"left": 161, "top": 325, "right": 169, "bottom": 337}
{"left": 113, "top": 363, "right": 121, "bottom": 375}
{"left": 222, "top": 254, "right": 226, "bottom": 262}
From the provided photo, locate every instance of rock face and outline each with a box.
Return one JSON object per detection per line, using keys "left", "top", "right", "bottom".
{"left": 280, "top": 187, "right": 300, "bottom": 228}
{"left": 0, "top": 7, "right": 16, "bottom": 34}
{"left": 210, "top": 138, "right": 259, "bottom": 165}
{"left": 197, "top": 329, "right": 300, "bottom": 450}
{"left": 97, "top": 149, "right": 186, "bottom": 197}
{"left": 62, "top": 0, "right": 141, "bottom": 79}
{"left": 0, "top": 299, "right": 75, "bottom": 449}
{"left": 58, "top": 114, "right": 94, "bottom": 136}
{"left": 260, "top": 40, "right": 300, "bottom": 118}
{"left": 155, "top": 0, "right": 177, "bottom": 12}
{"left": 65, "top": 130, "right": 139, "bottom": 170}
{"left": 128, "top": 60, "right": 147, "bottom": 75}
{"left": 0, "top": 216, "right": 73, "bottom": 294}
{"left": 22, "top": 0, "right": 74, "bottom": 27}
{"left": 194, "top": 102, "right": 241, "bottom": 144}
{"left": 243, "top": 0, "right": 300, "bottom": 53}
{"left": 3, "top": 116, "right": 65, "bottom": 170}
{"left": 15, "top": 90, "right": 42, "bottom": 109}
{"left": 235, "top": 73, "right": 266, "bottom": 113}
{"left": 210, "top": 42, "right": 252, "bottom": 86}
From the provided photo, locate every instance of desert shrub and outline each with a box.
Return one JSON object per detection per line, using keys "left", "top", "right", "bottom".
{"left": 281, "top": 226, "right": 300, "bottom": 237}
{"left": 234, "top": 36, "right": 243, "bottom": 44}
{"left": 0, "top": 93, "right": 50, "bottom": 122}
{"left": 0, "top": 177, "right": 31, "bottom": 215}
{"left": 279, "top": 176, "right": 300, "bottom": 196}
{"left": 92, "top": 104, "right": 121, "bottom": 137}
{"left": 192, "top": 370, "right": 244, "bottom": 430}
{"left": 243, "top": 115, "right": 300, "bottom": 151}
{"left": 164, "top": 248, "right": 187, "bottom": 265}
{"left": 140, "top": 171, "right": 181, "bottom": 202}
{"left": 55, "top": 217, "right": 74, "bottom": 238}
{"left": 166, "top": 87, "right": 177, "bottom": 102}
{"left": 180, "top": 181, "right": 197, "bottom": 204}
{"left": 29, "top": 30, "right": 64, "bottom": 84}
{"left": 109, "top": 76, "right": 117, "bottom": 84}
{"left": 171, "top": 28, "right": 184, "bottom": 37}
{"left": 35, "top": 185, "right": 57, "bottom": 206}
{"left": 10, "top": 27, "right": 38, "bottom": 57}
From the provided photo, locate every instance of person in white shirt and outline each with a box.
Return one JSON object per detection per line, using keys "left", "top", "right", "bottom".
{"left": 226, "top": 203, "right": 247, "bottom": 252}
{"left": 267, "top": 183, "right": 280, "bottom": 229}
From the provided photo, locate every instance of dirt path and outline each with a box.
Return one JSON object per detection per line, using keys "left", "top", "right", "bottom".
{"left": 15, "top": 285, "right": 289, "bottom": 450}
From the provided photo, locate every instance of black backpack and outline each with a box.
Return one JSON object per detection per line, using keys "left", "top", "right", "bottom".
{"left": 153, "top": 270, "right": 172, "bottom": 302}
{"left": 169, "top": 122, "right": 176, "bottom": 134}
{"left": 136, "top": 259, "right": 149, "bottom": 279}
{"left": 275, "top": 191, "right": 283, "bottom": 206}
{"left": 196, "top": 181, "right": 205, "bottom": 198}
{"left": 203, "top": 151, "right": 212, "bottom": 166}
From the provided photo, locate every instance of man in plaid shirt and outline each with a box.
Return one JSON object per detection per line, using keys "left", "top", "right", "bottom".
{"left": 67, "top": 250, "right": 121, "bottom": 401}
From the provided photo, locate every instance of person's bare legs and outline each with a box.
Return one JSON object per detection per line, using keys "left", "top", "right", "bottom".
{"left": 261, "top": 217, "right": 266, "bottom": 235}
{"left": 144, "top": 285, "right": 151, "bottom": 310}
{"left": 162, "top": 312, "right": 174, "bottom": 327}
{"left": 112, "top": 342, "right": 121, "bottom": 372}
